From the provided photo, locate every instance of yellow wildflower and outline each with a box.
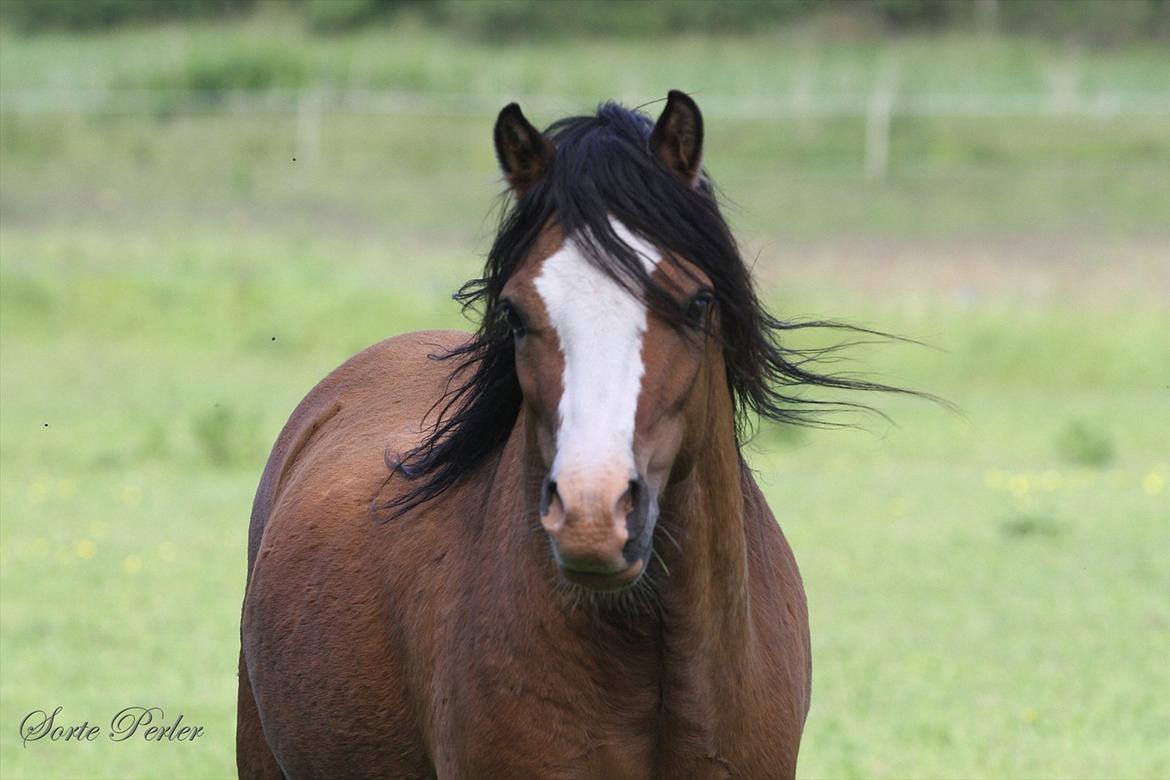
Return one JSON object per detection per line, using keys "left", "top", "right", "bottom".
{"left": 1142, "top": 472, "right": 1164, "bottom": 496}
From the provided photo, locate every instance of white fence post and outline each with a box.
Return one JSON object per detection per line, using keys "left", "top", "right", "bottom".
{"left": 296, "top": 88, "right": 321, "bottom": 164}
{"left": 865, "top": 89, "right": 892, "bottom": 180}
{"left": 865, "top": 57, "right": 899, "bottom": 180}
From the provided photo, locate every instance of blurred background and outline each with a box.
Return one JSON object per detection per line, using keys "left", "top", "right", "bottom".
{"left": 1, "top": 1, "right": 1167, "bottom": 777}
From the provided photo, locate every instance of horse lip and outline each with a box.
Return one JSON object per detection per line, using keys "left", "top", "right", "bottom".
{"left": 560, "top": 559, "right": 645, "bottom": 592}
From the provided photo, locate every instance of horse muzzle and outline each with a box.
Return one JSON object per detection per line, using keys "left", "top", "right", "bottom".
{"left": 539, "top": 468, "right": 656, "bottom": 592}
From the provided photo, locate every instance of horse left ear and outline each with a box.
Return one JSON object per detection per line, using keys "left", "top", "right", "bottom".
{"left": 650, "top": 90, "right": 704, "bottom": 187}
{"left": 494, "top": 103, "right": 554, "bottom": 197}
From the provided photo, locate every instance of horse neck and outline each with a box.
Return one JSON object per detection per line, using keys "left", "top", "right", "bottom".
{"left": 654, "top": 381, "right": 760, "bottom": 711}
{"left": 659, "top": 417, "right": 750, "bottom": 640}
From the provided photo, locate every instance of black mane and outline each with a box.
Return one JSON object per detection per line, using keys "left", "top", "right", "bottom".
{"left": 381, "top": 101, "right": 917, "bottom": 516}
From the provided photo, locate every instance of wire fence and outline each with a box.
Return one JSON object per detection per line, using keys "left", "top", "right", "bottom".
{"left": 3, "top": 87, "right": 1168, "bottom": 178}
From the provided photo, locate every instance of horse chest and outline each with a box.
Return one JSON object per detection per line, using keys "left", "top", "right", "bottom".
{"left": 423, "top": 607, "right": 660, "bottom": 778}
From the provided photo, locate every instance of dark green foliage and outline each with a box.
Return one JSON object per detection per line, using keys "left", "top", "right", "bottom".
{"left": 0, "top": 0, "right": 255, "bottom": 31}
{"left": 425, "top": 0, "right": 813, "bottom": 39}
{"left": 176, "top": 46, "right": 309, "bottom": 92}
{"left": 2, "top": 0, "right": 1166, "bottom": 43}
{"left": 998, "top": 0, "right": 1170, "bottom": 45}
{"left": 867, "top": 0, "right": 969, "bottom": 28}
{"left": 119, "top": 43, "right": 310, "bottom": 103}
{"left": 302, "top": 0, "right": 420, "bottom": 31}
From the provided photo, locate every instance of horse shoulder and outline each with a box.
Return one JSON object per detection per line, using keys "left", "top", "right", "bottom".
{"left": 241, "top": 330, "right": 472, "bottom": 778}
{"left": 246, "top": 329, "right": 470, "bottom": 576}
{"left": 741, "top": 469, "right": 813, "bottom": 725}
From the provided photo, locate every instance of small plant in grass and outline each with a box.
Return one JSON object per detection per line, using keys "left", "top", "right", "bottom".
{"left": 138, "top": 419, "right": 171, "bottom": 461}
{"left": 192, "top": 404, "right": 262, "bottom": 467}
{"left": 1054, "top": 418, "right": 1115, "bottom": 467}
{"left": 1000, "top": 513, "right": 1064, "bottom": 538}
{"left": 759, "top": 419, "right": 807, "bottom": 449}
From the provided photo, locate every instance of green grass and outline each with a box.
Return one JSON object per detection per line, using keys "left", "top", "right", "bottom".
{"left": 3, "top": 12, "right": 1169, "bottom": 97}
{"left": 1, "top": 18, "right": 1169, "bottom": 780}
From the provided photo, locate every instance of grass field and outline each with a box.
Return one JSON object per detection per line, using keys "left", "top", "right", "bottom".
{"left": 1, "top": 17, "right": 1168, "bottom": 780}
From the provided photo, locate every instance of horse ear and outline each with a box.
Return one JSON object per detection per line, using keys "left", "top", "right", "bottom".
{"left": 650, "top": 90, "right": 704, "bottom": 187}
{"left": 494, "top": 103, "right": 553, "bottom": 197}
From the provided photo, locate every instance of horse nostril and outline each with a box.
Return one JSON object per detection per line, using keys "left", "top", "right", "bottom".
{"left": 540, "top": 477, "right": 559, "bottom": 516}
{"left": 625, "top": 475, "right": 648, "bottom": 522}
{"left": 626, "top": 479, "right": 640, "bottom": 509}
{"left": 622, "top": 474, "right": 653, "bottom": 560}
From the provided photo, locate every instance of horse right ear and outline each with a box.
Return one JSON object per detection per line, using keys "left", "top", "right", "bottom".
{"left": 493, "top": 103, "right": 554, "bottom": 198}
{"left": 650, "top": 90, "right": 704, "bottom": 187}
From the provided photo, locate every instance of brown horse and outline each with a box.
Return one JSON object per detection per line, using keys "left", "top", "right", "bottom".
{"left": 238, "top": 91, "right": 886, "bottom": 778}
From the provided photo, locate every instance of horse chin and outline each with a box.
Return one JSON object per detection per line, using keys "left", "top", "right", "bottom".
{"left": 559, "top": 558, "right": 646, "bottom": 592}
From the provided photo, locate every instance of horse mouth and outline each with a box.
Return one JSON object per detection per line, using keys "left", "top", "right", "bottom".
{"left": 560, "top": 559, "right": 645, "bottom": 592}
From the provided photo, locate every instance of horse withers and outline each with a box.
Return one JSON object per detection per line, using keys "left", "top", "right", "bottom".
{"left": 239, "top": 91, "right": 833, "bottom": 778}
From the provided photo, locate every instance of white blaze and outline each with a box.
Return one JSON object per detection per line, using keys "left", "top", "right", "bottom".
{"left": 534, "top": 220, "right": 661, "bottom": 478}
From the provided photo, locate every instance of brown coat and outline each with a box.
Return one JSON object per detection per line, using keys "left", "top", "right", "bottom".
{"left": 238, "top": 330, "right": 811, "bottom": 779}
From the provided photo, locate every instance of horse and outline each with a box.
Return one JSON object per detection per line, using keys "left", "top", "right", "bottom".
{"left": 238, "top": 90, "right": 894, "bottom": 779}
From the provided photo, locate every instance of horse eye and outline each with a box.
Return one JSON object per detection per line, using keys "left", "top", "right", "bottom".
{"left": 684, "top": 292, "right": 714, "bottom": 328}
{"left": 500, "top": 302, "right": 527, "bottom": 338}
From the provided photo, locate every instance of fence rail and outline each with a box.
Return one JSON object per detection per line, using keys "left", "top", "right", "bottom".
{"left": 3, "top": 88, "right": 1167, "bottom": 178}
{"left": 3, "top": 88, "right": 1169, "bottom": 117}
